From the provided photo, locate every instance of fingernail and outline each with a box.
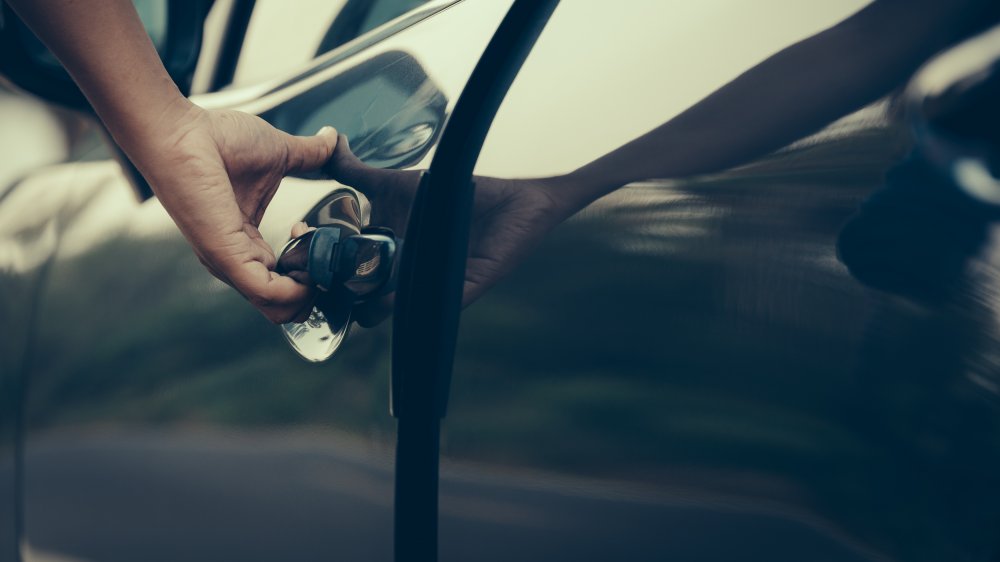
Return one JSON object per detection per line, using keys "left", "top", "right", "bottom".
{"left": 316, "top": 126, "right": 336, "bottom": 136}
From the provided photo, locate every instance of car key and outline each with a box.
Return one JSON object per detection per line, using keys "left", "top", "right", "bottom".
{"left": 275, "top": 189, "right": 400, "bottom": 362}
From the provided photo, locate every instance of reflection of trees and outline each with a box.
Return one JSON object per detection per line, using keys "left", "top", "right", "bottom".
{"left": 834, "top": 149, "right": 1000, "bottom": 559}
{"left": 452, "top": 126, "right": 1000, "bottom": 561}
{"left": 27, "top": 234, "right": 394, "bottom": 431}
{"left": 845, "top": 293, "right": 1000, "bottom": 560}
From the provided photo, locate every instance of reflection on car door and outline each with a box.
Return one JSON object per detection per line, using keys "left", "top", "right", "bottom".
{"left": 436, "top": 3, "right": 1000, "bottom": 561}
{"left": 16, "top": 2, "right": 513, "bottom": 561}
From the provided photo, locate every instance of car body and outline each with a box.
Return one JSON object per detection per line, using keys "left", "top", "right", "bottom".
{"left": 3, "top": 1, "right": 1000, "bottom": 561}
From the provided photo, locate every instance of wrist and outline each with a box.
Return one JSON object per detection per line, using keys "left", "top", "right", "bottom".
{"left": 106, "top": 98, "right": 208, "bottom": 215}
{"left": 107, "top": 93, "right": 200, "bottom": 151}
{"left": 538, "top": 171, "right": 617, "bottom": 219}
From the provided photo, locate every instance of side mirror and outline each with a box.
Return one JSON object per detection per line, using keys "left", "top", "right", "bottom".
{"left": 0, "top": 0, "right": 213, "bottom": 111}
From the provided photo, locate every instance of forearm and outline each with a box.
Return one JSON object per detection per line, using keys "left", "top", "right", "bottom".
{"left": 559, "top": 0, "right": 995, "bottom": 209}
{"left": 6, "top": 0, "right": 341, "bottom": 323}
{"left": 6, "top": 0, "right": 195, "bottom": 150}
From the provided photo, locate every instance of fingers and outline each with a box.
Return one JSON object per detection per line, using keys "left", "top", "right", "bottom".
{"left": 200, "top": 232, "right": 315, "bottom": 323}
{"left": 290, "top": 221, "right": 315, "bottom": 238}
{"left": 324, "top": 134, "right": 371, "bottom": 188}
{"left": 232, "top": 262, "right": 316, "bottom": 324}
{"left": 231, "top": 223, "right": 321, "bottom": 323}
{"left": 462, "top": 279, "right": 490, "bottom": 308}
{"left": 291, "top": 306, "right": 313, "bottom": 324}
{"left": 284, "top": 126, "right": 339, "bottom": 174}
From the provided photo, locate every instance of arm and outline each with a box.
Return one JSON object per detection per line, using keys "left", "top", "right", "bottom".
{"left": 557, "top": 0, "right": 999, "bottom": 210}
{"left": 6, "top": 0, "right": 338, "bottom": 323}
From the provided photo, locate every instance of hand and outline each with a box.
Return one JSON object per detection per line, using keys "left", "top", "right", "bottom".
{"left": 129, "top": 105, "right": 338, "bottom": 323}
{"left": 327, "top": 136, "right": 578, "bottom": 326}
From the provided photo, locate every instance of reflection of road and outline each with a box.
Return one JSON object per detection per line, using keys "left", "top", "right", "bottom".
{"left": 24, "top": 430, "right": 883, "bottom": 562}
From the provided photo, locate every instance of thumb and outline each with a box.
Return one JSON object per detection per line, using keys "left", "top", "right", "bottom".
{"left": 284, "top": 126, "right": 338, "bottom": 174}
{"left": 325, "top": 133, "right": 370, "bottom": 186}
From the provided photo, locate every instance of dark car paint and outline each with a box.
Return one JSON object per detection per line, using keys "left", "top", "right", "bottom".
{"left": 4, "top": 2, "right": 1000, "bottom": 562}
{"left": 10, "top": 155, "right": 914, "bottom": 562}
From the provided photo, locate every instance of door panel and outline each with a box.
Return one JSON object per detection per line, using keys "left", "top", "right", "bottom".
{"left": 18, "top": 2, "right": 513, "bottom": 560}
{"left": 12, "top": 1, "right": 999, "bottom": 561}
{"left": 442, "top": 2, "right": 1000, "bottom": 561}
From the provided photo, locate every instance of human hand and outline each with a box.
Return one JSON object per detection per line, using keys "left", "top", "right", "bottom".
{"left": 127, "top": 105, "right": 338, "bottom": 323}
{"left": 326, "top": 136, "right": 578, "bottom": 326}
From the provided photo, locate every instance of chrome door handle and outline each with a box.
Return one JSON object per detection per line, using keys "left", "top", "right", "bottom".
{"left": 274, "top": 188, "right": 400, "bottom": 362}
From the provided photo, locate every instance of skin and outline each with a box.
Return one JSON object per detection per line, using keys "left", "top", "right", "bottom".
{"left": 326, "top": 137, "right": 570, "bottom": 326}
{"left": 7, "top": 0, "right": 338, "bottom": 323}
{"left": 329, "top": 0, "right": 1000, "bottom": 325}
{"left": 560, "top": 0, "right": 1000, "bottom": 207}
{"left": 7, "top": 0, "right": 999, "bottom": 326}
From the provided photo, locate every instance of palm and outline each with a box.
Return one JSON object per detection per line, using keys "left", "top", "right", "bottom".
{"left": 464, "top": 179, "right": 563, "bottom": 302}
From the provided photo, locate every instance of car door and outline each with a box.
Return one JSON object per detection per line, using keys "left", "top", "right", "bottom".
{"left": 428, "top": 2, "right": 1000, "bottom": 562}
{"left": 13, "top": 1, "right": 512, "bottom": 561}
{"left": 11, "top": 2, "right": 1000, "bottom": 562}
{"left": 0, "top": 163, "right": 56, "bottom": 562}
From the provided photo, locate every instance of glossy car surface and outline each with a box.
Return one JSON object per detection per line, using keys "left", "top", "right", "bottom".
{"left": 3, "top": 1, "right": 1000, "bottom": 561}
